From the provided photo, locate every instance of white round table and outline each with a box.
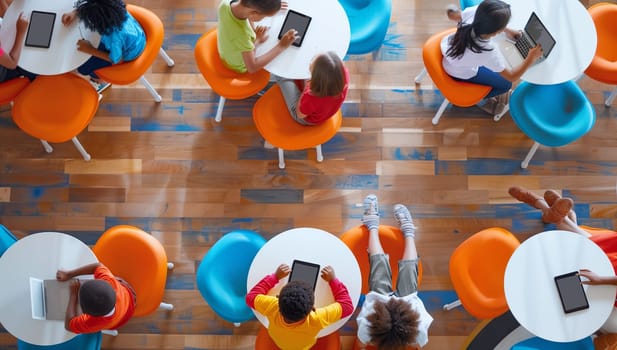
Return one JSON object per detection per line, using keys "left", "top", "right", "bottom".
{"left": 504, "top": 230, "right": 616, "bottom": 342}
{"left": 247, "top": 227, "right": 361, "bottom": 337}
{"left": 0, "top": 232, "right": 98, "bottom": 345}
{"left": 254, "top": 0, "right": 350, "bottom": 79}
{"left": 502, "top": 0, "right": 596, "bottom": 85}
{"left": 0, "top": 0, "right": 100, "bottom": 75}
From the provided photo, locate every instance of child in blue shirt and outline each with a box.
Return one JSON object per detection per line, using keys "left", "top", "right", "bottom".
{"left": 62, "top": 0, "right": 146, "bottom": 92}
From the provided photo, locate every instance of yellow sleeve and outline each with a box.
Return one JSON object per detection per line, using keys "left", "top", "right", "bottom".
{"left": 254, "top": 294, "right": 280, "bottom": 318}
{"left": 311, "top": 302, "right": 343, "bottom": 327}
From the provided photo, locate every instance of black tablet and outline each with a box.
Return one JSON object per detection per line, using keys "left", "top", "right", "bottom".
{"left": 554, "top": 271, "right": 590, "bottom": 314}
{"left": 25, "top": 11, "right": 56, "bottom": 49}
{"left": 277, "top": 10, "right": 312, "bottom": 47}
{"left": 289, "top": 259, "right": 320, "bottom": 291}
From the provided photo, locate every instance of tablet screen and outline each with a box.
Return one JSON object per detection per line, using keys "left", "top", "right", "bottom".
{"left": 554, "top": 271, "right": 589, "bottom": 314}
{"left": 277, "top": 10, "right": 312, "bottom": 47}
{"left": 289, "top": 260, "right": 320, "bottom": 291}
{"left": 25, "top": 11, "right": 56, "bottom": 49}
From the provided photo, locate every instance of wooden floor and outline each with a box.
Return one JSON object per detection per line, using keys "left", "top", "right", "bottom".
{"left": 1, "top": 0, "right": 617, "bottom": 349}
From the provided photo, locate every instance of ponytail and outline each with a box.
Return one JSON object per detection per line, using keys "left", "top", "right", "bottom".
{"left": 445, "top": 24, "right": 480, "bottom": 59}
{"left": 446, "top": 0, "right": 511, "bottom": 59}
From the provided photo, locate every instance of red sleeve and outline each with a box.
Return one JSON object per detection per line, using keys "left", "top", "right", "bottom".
{"left": 246, "top": 273, "right": 279, "bottom": 308}
{"left": 329, "top": 278, "right": 354, "bottom": 317}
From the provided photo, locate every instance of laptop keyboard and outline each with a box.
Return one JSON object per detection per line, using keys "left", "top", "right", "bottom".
{"left": 515, "top": 36, "right": 534, "bottom": 58}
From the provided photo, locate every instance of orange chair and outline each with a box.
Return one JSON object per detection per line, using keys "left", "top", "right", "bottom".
{"left": 253, "top": 85, "right": 342, "bottom": 169}
{"left": 94, "top": 5, "right": 175, "bottom": 102}
{"left": 421, "top": 28, "right": 504, "bottom": 125}
{"left": 444, "top": 227, "right": 520, "bottom": 319}
{"left": 584, "top": 2, "right": 617, "bottom": 107}
{"left": 11, "top": 73, "right": 99, "bottom": 160}
{"left": 194, "top": 28, "right": 270, "bottom": 122}
{"left": 340, "top": 225, "right": 423, "bottom": 295}
{"left": 255, "top": 325, "right": 341, "bottom": 350}
{"left": 0, "top": 77, "right": 30, "bottom": 105}
{"left": 92, "top": 225, "right": 173, "bottom": 334}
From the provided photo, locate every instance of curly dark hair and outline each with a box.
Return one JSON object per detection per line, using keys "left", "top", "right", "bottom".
{"left": 278, "top": 280, "right": 314, "bottom": 323}
{"left": 75, "top": 0, "right": 127, "bottom": 35}
{"left": 79, "top": 280, "right": 116, "bottom": 317}
{"left": 367, "top": 298, "right": 421, "bottom": 350}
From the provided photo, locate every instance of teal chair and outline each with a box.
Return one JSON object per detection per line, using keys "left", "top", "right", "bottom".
{"left": 17, "top": 332, "right": 102, "bottom": 350}
{"left": 0, "top": 224, "right": 17, "bottom": 256}
{"left": 509, "top": 81, "right": 596, "bottom": 168}
{"left": 510, "top": 336, "right": 594, "bottom": 350}
{"left": 196, "top": 230, "right": 266, "bottom": 326}
{"left": 460, "top": 0, "right": 482, "bottom": 10}
{"left": 339, "top": 0, "right": 392, "bottom": 54}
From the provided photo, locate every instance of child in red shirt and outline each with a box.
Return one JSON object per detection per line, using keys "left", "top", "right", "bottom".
{"left": 278, "top": 51, "right": 349, "bottom": 125}
{"left": 56, "top": 262, "right": 136, "bottom": 333}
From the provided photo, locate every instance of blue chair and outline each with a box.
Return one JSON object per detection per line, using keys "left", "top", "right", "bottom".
{"left": 509, "top": 81, "right": 596, "bottom": 168}
{"left": 510, "top": 336, "right": 594, "bottom": 350}
{"left": 0, "top": 224, "right": 18, "bottom": 257}
{"left": 460, "top": 0, "right": 482, "bottom": 10}
{"left": 196, "top": 230, "right": 266, "bottom": 326}
{"left": 339, "top": 0, "right": 392, "bottom": 54}
{"left": 17, "top": 332, "right": 102, "bottom": 350}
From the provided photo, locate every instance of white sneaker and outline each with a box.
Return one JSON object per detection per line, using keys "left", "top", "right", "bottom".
{"left": 362, "top": 194, "right": 379, "bottom": 231}
{"left": 393, "top": 204, "right": 416, "bottom": 237}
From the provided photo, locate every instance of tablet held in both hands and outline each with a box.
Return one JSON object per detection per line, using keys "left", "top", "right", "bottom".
{"left": 278, "top": 10, "right": 311, "bottom": 47}
{"left": 554, "top": 271, "right": 590, "bottom": 314}
{"left": 289, "top": 259, "right": 320, "bottom": 291}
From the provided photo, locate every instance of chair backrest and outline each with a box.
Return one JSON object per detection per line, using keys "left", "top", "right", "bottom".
{"left": 193, "top": 28, "right": 270, "bottom": 99}
{"left": 339, "top": 0, "right": 392, "bottom": 54}
{"left": 92, "top": 225, "right": 168, "bottom": 317}
{"left": 460, "top": 0, "right": 482, "bottom": 10}
{"left": 0, "top": 224, "right": 18, "bottom": 257}
{"left": 341, "top": 225, "right": 422, "bottom": 294}
{"left": 95, "top": 5, "right": 164, "bottom": 84}
{"left": 511, "top": 336, "right": 594, "bottom": 350}
{"left": 509, "top": 81, "right": 596, "bottom": 147}
{"left": 0, "top": 77, "right": 30, "bottom": 105}
{"left": 252, "top": 85, "right": 342, "bottom": 150}
{"left": 449, "top": 227, "right": 520, "bottom": 319}
{"left": 422, "top": 28, "right": 491, "bottom": 106}
{"left": 17, "top": 332, "right": 102, "bottom": 350}
{"left": 196, "top": 230, "right": 266, "bottom": 323}
{"left": 589, "top": 3, "right": 617, "bottom": 62}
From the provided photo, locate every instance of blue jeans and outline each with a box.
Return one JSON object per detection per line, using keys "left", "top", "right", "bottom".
{"left": 456, "top": 66, "right": 512, "bottom": 98}
{"left": 77, "top": 43, "right": 112, "bottom": 79}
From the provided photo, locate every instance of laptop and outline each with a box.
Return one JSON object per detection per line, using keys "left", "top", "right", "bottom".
{"left": 30, "top": 277, "right": 75, "bottom": 321}
{"left": 24, "top": 11, "right": 57, "bottom": 49}
{"left": 500, "top": 12, "right": 556, "bottom": 67}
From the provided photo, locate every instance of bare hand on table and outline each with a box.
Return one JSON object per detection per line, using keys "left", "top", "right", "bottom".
{"left": 76, "top": 39, "right": 95, "bottom": 54}
{"left": 61, "top": 10, "right": 77, "bottom": 26}
{"left": 255, "top": 25, "right": 269, "bottom": 44}
{"left": 15, "top": 12, "right": 28, "bottom": 34}
{"left": 56, "top": 269, "right": 71, "bottom": 281}
{"left": 278, "top": 29, "right": 297, "bottom": 48}
{"left": 275, "top": 263, "right": 291, "bottom": 280}
{"left": 527, "top": 45, "right": 543, "bottom": 62}
{"left": 579, "top": 269, "right": 603, "bottom": 285}
{"left": 320, "top": 265, "right": 336, "bottom": 282}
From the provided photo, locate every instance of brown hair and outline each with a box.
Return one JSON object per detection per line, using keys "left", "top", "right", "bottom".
{"left": 367, "top": 298, "right": 421, "bottom": 350}
{"left": 240, "top": 0, "right": 281, "bottom": 14}
{"left": 309, "top": 52, "right": 346, "bottom": 97}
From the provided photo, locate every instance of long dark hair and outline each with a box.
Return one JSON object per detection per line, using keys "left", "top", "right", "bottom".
{"left": 446, "top": 0, "right": 511, "bottom": 59}
{"left": 75, "top": 0, "right": 127, "bottom": 35}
